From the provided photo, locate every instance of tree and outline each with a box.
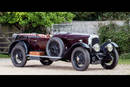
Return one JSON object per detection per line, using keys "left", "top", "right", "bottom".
{"left": 98, "top": 12, "right": 130, "bottom": 20}
{"left": 0, "top": 12, "right": 75, "bottom": 33}
{"left": 72, "top": 12, "right": 97, "bottom": 21}
{"left": 73, "top": 12, "right": 130, "bottom": 21}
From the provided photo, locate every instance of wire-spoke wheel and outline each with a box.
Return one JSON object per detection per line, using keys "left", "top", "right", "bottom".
{"left": 71, "top": 47, "right": 90, "bottom": 71}
{"left": 46, "top": 37, "right": 65, "bottom": 57}
{"left": 101, "top": 48, "right": 119, "bottom": 69}
{"left": 11, "top": 44, "right": 27, "bottom": 67}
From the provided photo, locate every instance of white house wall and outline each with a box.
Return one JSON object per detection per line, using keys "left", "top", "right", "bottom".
{"left": 52, "top": 21, "right": 125, "bottom": 35}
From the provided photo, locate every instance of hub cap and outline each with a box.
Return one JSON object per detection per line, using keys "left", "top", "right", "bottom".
{"left": 73, "top": 51, "right": 85, "bottom": 68}
{"left": 48, "top": 41, "right": 60, "bottom": 56}
{"left": 104, "top": 52, "right": 115, "bottom": 65}
{"left": 13, "top": 49, "right": 23, "bottom": 64}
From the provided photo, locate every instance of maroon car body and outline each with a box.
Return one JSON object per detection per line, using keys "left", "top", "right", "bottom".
{"left": 13, "top": 33, "right": 90, "bottom": 54}
{"left": 53, "top": 33, "right": 89, "bottom": 48}
{"left": 14, "top": 33, "right": 50, "bottom": 52}
{"left": 9, "top": 32, "right": 119, "bottom": 71}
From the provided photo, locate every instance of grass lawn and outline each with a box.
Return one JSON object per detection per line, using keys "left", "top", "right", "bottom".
{"left": 0, "top": 54, "right": 10, "bottom": 58}
{"left": 118, "top": 58, "right": 130, "bottom": 65}
{"left": 118, "top": 53, "right": 130, "bottom": 64}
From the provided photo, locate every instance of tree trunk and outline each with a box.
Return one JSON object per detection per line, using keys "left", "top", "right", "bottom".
{"left": 14, "top": 23, "right": 24, "bottom": 33}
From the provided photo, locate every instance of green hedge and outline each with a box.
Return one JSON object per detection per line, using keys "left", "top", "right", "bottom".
{"left": 98, "top": 21, "right": 130, "bottom": 54}
{"left": 120, "top": 53, "right": 130, "bottom": 59}
{"left": 73, "top": 12, "right": 130, "bottom": 21}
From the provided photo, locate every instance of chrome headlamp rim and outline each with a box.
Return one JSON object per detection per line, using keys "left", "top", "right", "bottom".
{"left": 106, "top": 43, "right": 113, "bottom": 52}
{"left": 92, "top": 43, "right": 100, "bottom": 52}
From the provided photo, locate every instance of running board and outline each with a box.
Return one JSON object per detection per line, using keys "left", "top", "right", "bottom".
{"left": 27, "top": 55, "right": 62, "bottom": 60}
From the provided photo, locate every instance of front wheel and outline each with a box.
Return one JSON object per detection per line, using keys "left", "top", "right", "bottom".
{"left": 101, "top": 48, "right": 119, "bottom": 69}
{"left": 71, "top": 47, "right": 90, "bottom": 71}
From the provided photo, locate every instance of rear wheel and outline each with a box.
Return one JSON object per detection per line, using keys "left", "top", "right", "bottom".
{"left": 11, "top": 44, "right": 27, "bottom": 67}
{"left": 40, "top": 58, "right": 53, "bottom": 65}
{"left": 101, "top": 48, "right": 119, "bottom": 69}
{"left": 71, "top": 47, "right": 90, "bottom": 71}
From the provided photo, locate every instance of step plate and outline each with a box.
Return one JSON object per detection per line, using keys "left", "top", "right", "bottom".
{"left": 27, "top": 55, "right": 62, "bottom": 60}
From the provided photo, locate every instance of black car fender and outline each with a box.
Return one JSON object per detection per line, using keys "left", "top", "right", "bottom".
{"left": 101, "top": 42, "right": 118, "bottom": 49}
{"left": 71, "top": 42, "right": 90, "bottom": 50}
{"left": 8, "top": 40, "right": 29, "bottom": 55}
{"left": 111, "top": 42, "right": 118, "bottom": 48}
{"left": 100, "top": 41, "right": 118, "bottom": 54}
{"left": 62, "top": 42, "right": 90, "bottom": 59}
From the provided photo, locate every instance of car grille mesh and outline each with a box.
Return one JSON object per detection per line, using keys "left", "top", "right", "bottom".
{"left": 92, "top": 38, "right": 99, "bottom": 46}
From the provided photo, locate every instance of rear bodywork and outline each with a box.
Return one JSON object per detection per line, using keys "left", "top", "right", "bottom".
{"left": 9, "top": 33, "right": 50, "bottom": 54}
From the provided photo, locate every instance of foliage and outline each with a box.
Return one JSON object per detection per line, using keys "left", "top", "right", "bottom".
{"left": 98, "top": 21, "right": 130, "bottom": 54}
{"left": 98, "top": 12, "right": 130, "bottom": 21}
{"left": 73, "top": 12, "right": 130, "bottom": 21}
{"left": 72, "top": 12, "right": 97, "bottom": 21}
{"left": 0, "top": 12, "right": 75, "bottom": 33}
{"left": 120, "top": 53, "right": 130, "bottom": 59}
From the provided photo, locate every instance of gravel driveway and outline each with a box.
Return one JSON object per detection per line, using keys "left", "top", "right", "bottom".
{"left": 0, "top": 58, "right": 130, "bottom": 75}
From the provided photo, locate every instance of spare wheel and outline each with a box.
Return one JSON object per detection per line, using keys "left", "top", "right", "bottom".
{"left": 46, "top": 37, "right": 65, "bottom": 57}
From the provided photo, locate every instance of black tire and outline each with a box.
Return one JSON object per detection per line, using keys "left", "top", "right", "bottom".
{"left": 71, "top": 47, "right": 90, "bottom": 71}
{"left": 46, "top": 37, "right": 65, "bottom": 57}
{"left": 40, "top": 58, "right": 53, "bottom": 65}
{"left": 11, "top": 44, "right": 27, "bottom": 67}
{"left": 101, "top": 48, "right": 119, "bottom": 69}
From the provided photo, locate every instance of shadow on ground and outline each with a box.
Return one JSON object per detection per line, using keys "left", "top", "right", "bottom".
{"left": 20, "top": 64, "right": 105, "bottom": 71}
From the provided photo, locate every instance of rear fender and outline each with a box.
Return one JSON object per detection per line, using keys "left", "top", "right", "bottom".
{"left": 8, "top": 40, "right": 29, "bottom": 55}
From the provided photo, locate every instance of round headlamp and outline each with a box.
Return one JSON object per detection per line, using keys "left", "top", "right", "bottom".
{"left": 106, "top": 43, "right": 113, "bottom": 52}
{"left": 93, "top": 44, "right": 100, "bottom": 52}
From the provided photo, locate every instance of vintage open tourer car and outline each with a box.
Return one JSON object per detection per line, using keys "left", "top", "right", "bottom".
{"left": 8, "top": 31, "right": 119, "bottom": 71}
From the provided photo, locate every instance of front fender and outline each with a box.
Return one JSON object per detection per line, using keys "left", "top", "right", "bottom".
{"left": 100, "top": 41, "right": 118, "bottom": 54}
{"left": 111, "top": 42, "right": 118, "bottom": 48}
{"left": 62, "top": 42, "right": 90, "bottom": 60}
{"left": 71, "top": 42, "right": 90, "bottom": 49}
{"left": 65, "top": 42, "right": 90, "bottom": 55}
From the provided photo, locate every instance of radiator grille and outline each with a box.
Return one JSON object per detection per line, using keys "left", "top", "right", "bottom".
{"left": 92, "top": 38, "right": 99, "bottom": 46}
